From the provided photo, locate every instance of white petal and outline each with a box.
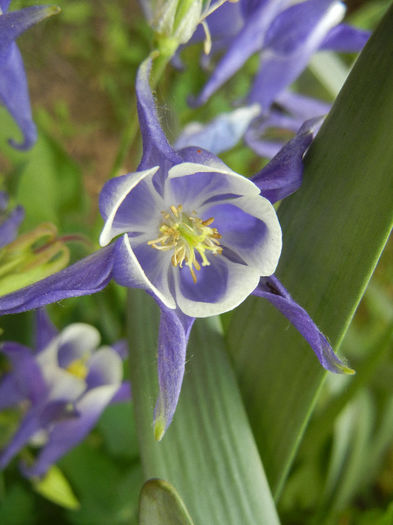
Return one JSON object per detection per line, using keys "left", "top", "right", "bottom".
{"left": 86, "top": 346, "right": 123, "bottom": 387}
{"left": 166, "top": 162, "right": 261, "bottom": 211}
{"left": 114, "top": 234, "right": 176, "bottom": 309}
{"left": 99, "top": 166, "right": 159, "bottom": 246}
{"left": 173, "top": 258, "right": 261, "bottom": 317}
{"left": 37, "top": 324, "right": 100, "bottom": 369}
{"left": 206, "top": 194, "right": 282, "bottom": 275}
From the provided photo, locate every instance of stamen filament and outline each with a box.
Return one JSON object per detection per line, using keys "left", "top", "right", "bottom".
{"left": 148, "top": 204, "right": 223, "bottom": 283}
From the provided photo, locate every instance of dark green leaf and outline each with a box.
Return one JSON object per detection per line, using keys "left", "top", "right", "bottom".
{"left": 127, "top": 290, "right": 280, "bottom": 525}
{"left": 227, "top": 4, "right": 393, "bottom": 497}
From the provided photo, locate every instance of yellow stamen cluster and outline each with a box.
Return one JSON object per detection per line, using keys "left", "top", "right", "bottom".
{"left": 148, "top": 204, "right": 222, "bottom": 283}
{"left": 66, "top": 358, "right": 89, "bottom": 380}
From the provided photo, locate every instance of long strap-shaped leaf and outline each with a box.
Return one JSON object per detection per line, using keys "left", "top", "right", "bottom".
{"left": 127, "top": 290, "right": 280, "bottom": 525}
{"left": 226, "top": 4, "right": 393, "bottom": 498}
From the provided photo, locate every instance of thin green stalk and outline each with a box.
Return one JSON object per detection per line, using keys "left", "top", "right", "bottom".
{"left": 108, "top": 100, "right": 139, "bottom": 178}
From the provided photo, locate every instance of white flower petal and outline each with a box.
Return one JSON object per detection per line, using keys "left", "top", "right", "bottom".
{"left": 113, "top": 234, "right": 176, "bottom": 310}
{"left": 100, "top": 166, "right": 160, "bottom": 246}
{"left": 173, "top": 257, "right": 261, "bottom": 317}
{"left": 86, "top": 346, "right": 123, "bottom": 388}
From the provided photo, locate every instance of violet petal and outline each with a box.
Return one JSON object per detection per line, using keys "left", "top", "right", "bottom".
{"left": 55, "top": 323, "right": 100, "bottom": 369}
{"left": 0, "top": 1, "right": 11, "bottom": 13}
{"left": 0, "top": 43, "right": 36, "bottom": 149}
{"left": 191, "top": 0, "right": 285, "bottom": 106}
{"left": 253, "top": 276, "right": 354, "bottom": 374}
{"left": 85, "top": 346, "right": 123, "bottom": 389}
{"left": 23, "top": 385, "right": 120, "bottom": 477}
{"left": 112, "top": 234, "right": 176, "bottom": 309}
{"left": 110, "top": 381, "right": 132, "bottom": 404}
{"left": 174, "top": 105, "right": 260, "bottom": 154}
{"left": 154, "top": 305, "right": 194, "bottom": 440}
{"left": 248, "top": 0, "right": 345, "bottom": 106}
{"left": 0, "top": 244, "right": 115, "bottom": 315}
{"left": 319, "top": 23, "right": 370, "bottom": 52}
{"left": 0, "top": 404, "right": 45, "bottom": 468}
{"left": 99, "top": 167, "right": 161, "bottom": 246}
{"left": 0, "top": 341, "right": 47, "bottom": 405}
{"left": 136, "top": 58, "right": 181, "bottom": 170}
{"left": 251, "top": 117, "right": 321, "bottom": 203}
{"left": 0, "top": 7, "right": 56, "bottom": 49}
{"left": 34, "top": 309, "right": 58, "bottom": 353}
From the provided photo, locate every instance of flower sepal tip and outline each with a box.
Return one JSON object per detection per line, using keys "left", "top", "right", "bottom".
{"left": 154, "top": 416, "right": 166, "bottom": 442}
{"left": 335, "top": 362, "right": 355, "bottom": 375}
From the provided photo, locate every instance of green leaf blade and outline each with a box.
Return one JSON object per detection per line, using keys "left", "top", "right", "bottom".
{"left": 227, "top": 4, "right": 393, "bottom": 497}
{"left": 128, "top": 290, "right": 280, "bottom": 525}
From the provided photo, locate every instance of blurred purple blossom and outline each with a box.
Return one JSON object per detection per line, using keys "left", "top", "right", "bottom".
{"left": 192, "top": 0, "right": 370, "bottom": 108}
{"left": 175, "top": 93, "right": 330, "bottom": 158}
{"left": 0, "top": 310, "right": 130, "bottom": 477}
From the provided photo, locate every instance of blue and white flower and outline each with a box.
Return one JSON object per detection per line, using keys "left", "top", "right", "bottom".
{"left": 0, "top": 57, "right": 352, "bottom": 440}
{"left": 0, "top": 310, "right": 129, "bottom": 477}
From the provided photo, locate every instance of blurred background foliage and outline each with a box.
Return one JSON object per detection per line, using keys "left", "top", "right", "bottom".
{"left": 0, "top": 0, "right": 391, "bottom": 523}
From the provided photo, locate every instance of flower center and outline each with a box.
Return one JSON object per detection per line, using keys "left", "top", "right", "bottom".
{"left": 66, "top": 358, "right": 89, "bottom": 380}
{"left": 147, "top": 204, "right": 222, "bottom": 283}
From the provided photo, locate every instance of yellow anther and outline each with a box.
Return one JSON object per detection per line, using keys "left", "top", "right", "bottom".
{"left": 66, "top": 358, "right": 88, "bottom": 380}
{"left": 148, "top": 204, "right": 222, "bottom": 283}
{"left": 170, "top": 204, "right": 180, "bottom": 217}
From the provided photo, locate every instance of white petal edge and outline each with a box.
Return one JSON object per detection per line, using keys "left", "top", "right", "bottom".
{"left": 74, "top": 383, "right": 120, "bottom": 418}
{"left": 168, "top": 162, "right": 261, "bottom": 196}
{"left": 119, "top": 234, "right": 176, "bottom": 310}
{"left": 301, "top": 1, "right": 346, "bottom": 55}
{"left": 99, "top": 166, "right": 160, "bottom": 247}
{"left": 37, "top": 324, "right": 100, "bottom": 369}
{"left": 86, "top": 346, "right": 123, "bottom": 386}
{"left": 173, "top": 258, "right": 262, "bottom": 318}
{"left": 201, "top": 194, "right": 282, "bottom": 275}
{"left": 42, "top": 366, "right": 87, "bottom": 403}
{"left": 174, "top": 104, "right": 261, "bottom": 154}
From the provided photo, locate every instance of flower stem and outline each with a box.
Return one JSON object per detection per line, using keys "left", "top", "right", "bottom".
{"left": 108, "top": 100, "right": 139, "bottom": 178}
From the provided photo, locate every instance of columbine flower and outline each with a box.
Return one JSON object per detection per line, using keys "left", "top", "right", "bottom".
{"left": 0, "top": 2, "right": 59, "bottom": 149}
{"left": 0, "top": 310, "right": 130, "bottom": 477}
{"left": 192, "top": 0, "right": 370, "bottom": 108}
{"left": 0, "top": 57, "right": 352, "bottom": 440}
